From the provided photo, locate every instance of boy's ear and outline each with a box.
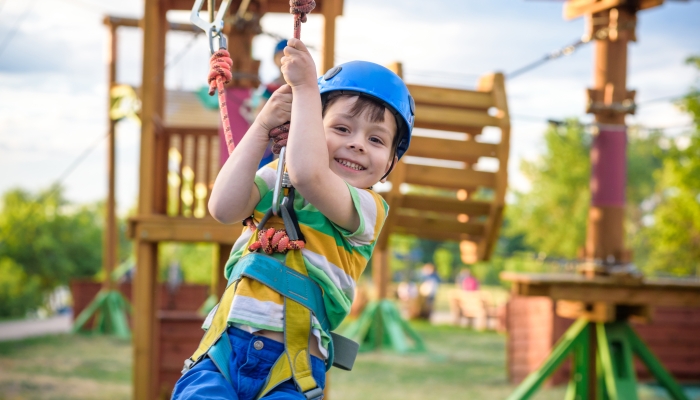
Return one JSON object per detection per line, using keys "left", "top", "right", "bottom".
{"left": 380, "top": 155, "right": 399, "bottom": 183}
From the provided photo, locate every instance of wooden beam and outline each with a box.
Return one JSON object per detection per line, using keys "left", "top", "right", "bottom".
{"left": 406, "top": 136, "right": 498, "bottom": 161}
{"left": 396, "top": 215, "right": 485, "bottom": 236}
{"left": 103, "top": 15, "right": 200, "bottom": 32}
{"left": 321, "top": 0, "right": 342, "bottom": 73}
{"left": 408, "top": 84, "right": 494, "bottom": 109}
{"left": 164, "top": 126, "right": 219, "bottom": 137}
{"left": 401, "top": 194, "right": 492, "bottom": 216}
{"left": 134, "top": 0, "right": 166, "bottom": 397}
{"left": 128, "top": 216, "right": 243, "bottom": 244}
{"left": 103, "top": 23, "right": 118, "bottom": 290}
{"left": 564, "top": 0, "right": 624, "bottom": 20}
{"left": 393, "top": 226, "right": 481, "bottom": 243}
{"left": 166, "top": 0, "right": 339, "bottom": 14}
{"left": 476, "top": 72, "right": 509, "bottom": 261}
{"left": 414, "top": 104, "right": 500, "bottom": 131}
{"left": 404, "top": 164, "right": 496, "bottom": 189}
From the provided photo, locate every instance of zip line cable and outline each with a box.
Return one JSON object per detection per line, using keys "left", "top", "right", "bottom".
{"left": 507, "top": 36, "right": 591, "bottom": 80}
{"left": 0, "top": 0, "right": 38, "bottom": 59}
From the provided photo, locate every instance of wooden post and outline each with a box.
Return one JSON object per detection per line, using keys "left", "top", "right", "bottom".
{"left": 584, "top": 7, "right": 636, "bottom": 266}
{"left": 133, "top": 0, "right": 167, "bottom": 398}
{"left": 103, "top": 22, "right": 118, "bottom": 290}
{"left": 321, "top": 0, "right": 343, "bottom": 74}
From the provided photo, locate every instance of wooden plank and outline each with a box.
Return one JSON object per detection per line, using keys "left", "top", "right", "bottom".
{"left": 408, "top": 84, "right": 494, "bottom": 109}
{"left": 396, "top": 215, "right": 485, "bottom": 236}
{"left": 129, "top": 216, "right": 244, "bottom": 244}
{"left": 406, "top": 136, "right": 498, "bottom": 161}
{"left": 164, "top": 126, "right": 218, "bottom": 138}
{"left": 404, "top": 164, "right": 496, "bottom": 189}
{"left": 166, "top": 0, "right": 338, "bottom": 14}
{"left": 401, "top": 194, "right": 491, "bottom": 216}
{"left": 564, "top": 0, "right": 623, "bottom": 20}
{"left": 321, "top": 0, "right": 342, "bottom": 74}
{"left": 393, "top": 226, "right": 480, "bottom": 243}
{"left": 414, "top": 104, "right": 499, "bottom": 131}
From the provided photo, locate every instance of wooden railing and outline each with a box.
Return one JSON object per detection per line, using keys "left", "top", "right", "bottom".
{"left": 164, "top": 127, "right": 220, "bottom": 218}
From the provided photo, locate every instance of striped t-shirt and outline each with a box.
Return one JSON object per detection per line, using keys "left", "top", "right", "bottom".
{"left": 203, "top": 160, "right": 388, "bottom": 356}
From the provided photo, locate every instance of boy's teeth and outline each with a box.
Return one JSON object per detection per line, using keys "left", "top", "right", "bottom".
{"left": 338, "top": 159, "right": 363, "bottom": 170}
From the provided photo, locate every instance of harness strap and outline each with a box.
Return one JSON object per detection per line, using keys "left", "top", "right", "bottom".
{"left": 256, "top": 250, "right": 319, "bottom": 399}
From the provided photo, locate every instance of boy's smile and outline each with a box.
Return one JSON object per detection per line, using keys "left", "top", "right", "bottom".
{"left": 322, "top": 96, "right": 397, "bottom": 188}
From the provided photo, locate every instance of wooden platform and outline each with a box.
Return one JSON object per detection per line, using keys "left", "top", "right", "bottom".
{"left": 501, "top": 272, "right": 700, "bottom": 307}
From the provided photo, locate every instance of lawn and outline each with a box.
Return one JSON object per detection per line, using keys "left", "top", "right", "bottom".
{"left": 0, "top": 322, "right": 689, "bottom": 399}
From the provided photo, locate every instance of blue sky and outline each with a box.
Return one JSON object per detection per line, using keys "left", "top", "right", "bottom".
{"left": 0, "top": 0, "right": 698, "bottom": 213}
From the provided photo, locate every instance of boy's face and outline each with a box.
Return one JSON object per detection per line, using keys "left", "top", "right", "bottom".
{"left": 323, "top": 96, "right": 398, "bottom": 189}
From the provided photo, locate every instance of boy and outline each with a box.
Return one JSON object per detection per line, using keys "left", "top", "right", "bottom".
{"left": 172, "top": 38, "right": 414, "bottom": 400}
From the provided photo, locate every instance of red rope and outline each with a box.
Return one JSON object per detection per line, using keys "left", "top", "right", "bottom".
{"left": 266, "top": 0, "right": 316, "bottom": 155}
{"left": 208, "top": 49, "right": 235, "bottom": 154}
{"left": 207, "top": 1, "right": 316, "bottom": 157}
{"left": 248, "top": 227, "right": 305, "bottom": 254}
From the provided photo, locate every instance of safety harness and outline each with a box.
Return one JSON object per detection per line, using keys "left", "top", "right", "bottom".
{"left": 183, "top": 175, "right": 359, "bottom": 399}
{"left": 184, "top": 1, "right": 358, "bottom": 398}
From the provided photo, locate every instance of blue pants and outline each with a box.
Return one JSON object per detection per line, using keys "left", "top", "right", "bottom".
{"left": 172, "top": 327, "right": 326, "bottom": 400}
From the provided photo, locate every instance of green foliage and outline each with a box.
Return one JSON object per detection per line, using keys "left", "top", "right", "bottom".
{"left": 505, "top": 120, "right": 591, "bottom": 258}
{"left": 0, "top": 187, "right": 107, "bottom": 317}
{"left": 159, "top": 242, "right": 216, "bottom": 285}
{"left": 0, "top": 187, "right": 103, "bottom": 289}
{"left": 0, "top": 257, "right": 43, "bottom": 317}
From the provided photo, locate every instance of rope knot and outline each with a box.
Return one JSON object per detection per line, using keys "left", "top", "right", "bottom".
{"left": 207, "top": 49, "right": 233, "bottom": 95}
{"left": 290, "top": 0, "right": 316, "bottom": 22}
{"left": 248, "top": 227, "right": 305, "bottom": 254}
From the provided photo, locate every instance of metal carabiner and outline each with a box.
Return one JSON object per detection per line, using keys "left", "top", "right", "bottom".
{"left": 271, "top": 147, "right": 286, "bottom": 216}
{"left": 190, "top": 0, "right": 232, "bottom": 53}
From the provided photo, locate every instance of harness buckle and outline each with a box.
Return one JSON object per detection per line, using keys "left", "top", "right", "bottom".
{"left": 181, "top": 358, "right": 195, "bottom": 374}
{"left": 303, "top": 387, "right": 324, "bottom": 400}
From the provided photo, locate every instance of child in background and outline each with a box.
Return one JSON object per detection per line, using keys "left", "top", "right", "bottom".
{"left": 172, "top": 38, "right": 415, "bottom": 399}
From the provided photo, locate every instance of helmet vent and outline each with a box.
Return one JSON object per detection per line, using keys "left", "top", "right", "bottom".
{"left": 409, "top": 95, "right": 415, "bottom": 115}
{"left": 323, "top": 66, "right": 342, "bottom": 81}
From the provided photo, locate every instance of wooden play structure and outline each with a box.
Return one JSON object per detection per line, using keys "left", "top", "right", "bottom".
{"left": 124, "top": 1, "right": 343, "bottom": 398}
{"left": 502, "top": 1, "right": 700, "bottom": 399}
{"left": 120, "top": 0, "right": 514, "bottom": 395}
{"left": 343, "top": 64, "right": 511, "bottom": 351}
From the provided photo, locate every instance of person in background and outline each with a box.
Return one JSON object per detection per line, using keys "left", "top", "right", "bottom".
{"left": 418, "top": 263, "right": 441, "bottom": 319}
{"left": 458, "top": 267, "right": 479, "bottom": 291}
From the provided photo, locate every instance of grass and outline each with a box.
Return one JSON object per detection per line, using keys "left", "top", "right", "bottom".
{"left": 0, "top": 323, "right": 693, "bottom": 399}
{"left": 0, "top": 334, "right": 131, "bottom": 400}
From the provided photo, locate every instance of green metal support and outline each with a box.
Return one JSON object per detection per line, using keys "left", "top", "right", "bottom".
{"left": 507, "top": 318, "right": 590, "bottom": 400}
{"left": 623, "top": 323, "right": 691, "bottom": 400}
{"left": 73, "top": 289, "right": 132, "bottom": 339}
{"left": 508, "top": 317, "right": 692, "bottom": 400}
{"left": 342, "top": 300, "right": 425, "bottom": 353}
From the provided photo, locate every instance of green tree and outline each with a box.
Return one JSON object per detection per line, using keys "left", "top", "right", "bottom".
{"left": 638, "top": 56, "right": 700, "bottom": 277}
{"left": 505, "top": 120, "right": 591, "bottom": 258}
{"left": 0, "top": 187, "right": 104, "bottom": 316}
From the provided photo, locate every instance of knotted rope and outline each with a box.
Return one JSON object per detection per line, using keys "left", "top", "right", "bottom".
{"left": 207, "top": 0, "right": 315, "bottom": 157}
{"left": 264, "top": 0, "right": 316, "bottom": 155}
{"left": 208, "top": 49, "right": 235, "bottom": 154}
{"left": 248, "top": 227, "right": 306, "bottom": 254}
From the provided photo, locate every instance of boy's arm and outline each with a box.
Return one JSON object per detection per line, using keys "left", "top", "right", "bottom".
{"left": 281, "top": 39, "right": 361, "bottom": 233}
{"left": 208, "top": 85, "right": 293, "bottom": 224}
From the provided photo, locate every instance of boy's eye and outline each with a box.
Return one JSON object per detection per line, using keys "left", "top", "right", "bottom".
{"left": 369, "top": 137, "right": 385, "bottom": 145}
{"left": 334, "top": 126, "right": 350, "bottom": 133}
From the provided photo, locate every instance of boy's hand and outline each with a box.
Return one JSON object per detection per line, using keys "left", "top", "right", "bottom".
{"left": 280, "top": 39, "right": 317, "bottom": 89}
{"left": 255, "top": 84, "right": 292, "bottom": 132}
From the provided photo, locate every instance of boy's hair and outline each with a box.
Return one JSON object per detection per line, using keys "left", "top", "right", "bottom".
{"left": 322, "top": 93, "right": 401, "bottom": 159}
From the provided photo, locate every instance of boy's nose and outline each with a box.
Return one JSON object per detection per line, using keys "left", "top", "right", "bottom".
{"left": 348, "top": 143, "right": 365, "bottom": 152}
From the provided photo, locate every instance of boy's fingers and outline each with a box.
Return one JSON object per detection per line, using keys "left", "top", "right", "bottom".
{"left": 286, "top": 38, "right": 309, "bottom": 54}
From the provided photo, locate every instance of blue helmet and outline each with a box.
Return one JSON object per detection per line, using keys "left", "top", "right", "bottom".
{"left": 317, "top": 61, "right": 415, "bottom": 160}
{"left": 274, "top": 39, "right": 288, "bottom": 56}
